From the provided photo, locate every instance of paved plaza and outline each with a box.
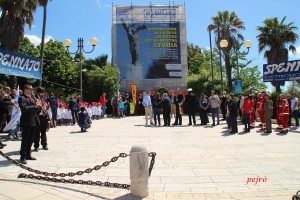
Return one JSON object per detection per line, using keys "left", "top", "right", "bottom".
{"left": 0, "top": 115, "right": 300, "bottom": 200}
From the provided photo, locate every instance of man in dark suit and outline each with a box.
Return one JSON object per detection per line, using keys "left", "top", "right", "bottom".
{"left": 18, "top": 84, "right": 41, "bottom": 164}
{"left": 68, "top": 96, "right": 79, "bottom": 125}
{"left": 185, "top": 88, "right": 197, "bottom": 125}
{"left": 228, "top": 93, "right": 238, "bottom": 134}
{"left": 173, "top": 89, "right": 184, "bottom": 125}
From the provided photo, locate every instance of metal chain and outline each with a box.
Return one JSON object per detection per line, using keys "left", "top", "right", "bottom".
{"left": 148, "top": 152, "right": 156, "bottom": 177}
{"left": 0, "top": 151, "right": 128, "bottom": 177}
{"left": 293, "top": 190, "right": 300, "bottom": 200}
{"left": 0, "top": 150, "right": 156, "bottom": 189}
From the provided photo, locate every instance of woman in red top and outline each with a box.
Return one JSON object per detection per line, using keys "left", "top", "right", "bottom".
{"left": 242, "top": 94, "right": 252, "bottom": 133}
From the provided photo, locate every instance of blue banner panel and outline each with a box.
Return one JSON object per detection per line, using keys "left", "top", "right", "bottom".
{"left": 263, "top": 60, "right": 300, "bottom": 82}
{"left": 234, "top": 78, "right": 243, "bottom": 94}
{"left": 0, "top": 48, "right": 41, "bottom": 80}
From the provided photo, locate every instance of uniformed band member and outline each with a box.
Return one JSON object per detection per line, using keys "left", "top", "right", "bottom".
{"left": 276, "top": 96, "right": 283, "bottom": 129}
{"left": 18, "top": 84, "right": 42, "bottom": 164}
{"left": 228, "top": 93, "right": 238, "bottom": 134}
{"left": 161, "top": 93, "right": 171, "bottom": 126}
{"left": 258, "top": 91, "right": 266, "bottom": 131}
{"left": 34, "top": 87, "right": 49, "bottom": 151}
{"left": 278, "top": 94, "right": 290, "bottom": 133}
{"left": 264, "top": 93, "right": 273, "bottom": 134}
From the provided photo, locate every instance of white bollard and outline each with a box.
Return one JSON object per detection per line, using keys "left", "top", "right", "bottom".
{"left": 130, "top": 145, "right": 149, "bottom": 198}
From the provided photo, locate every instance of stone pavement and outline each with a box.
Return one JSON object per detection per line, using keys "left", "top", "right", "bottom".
{"left": 0, "top": 115, "right": 300, "bottom": 200}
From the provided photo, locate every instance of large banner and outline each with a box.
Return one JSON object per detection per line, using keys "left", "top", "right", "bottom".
{"left": 112, "top": 5, "right": 187, "bottom": 81}
{"left": 263, "top": 60, "right": 300, "bottom": 82}
{"left": 0, "top": 48, "right": 41, "bottom": 79}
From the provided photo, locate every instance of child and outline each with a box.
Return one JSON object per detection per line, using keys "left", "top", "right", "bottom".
{"left": 47, "top": 103, "right": 53, "bottom": 127}
{"left": 91, "top": 102, "right": 97, "bottom": 120}
{"left": 59, "top": 104, "right": 66, "bottom": 125}
{"left": 87, "top": 104, "right": 93, "bottom": 119}
{"left": 118, "top": 98, "right": 125, "bottom": 118}
{"left": 96, "top": 102, "right": 102, "bottom": 119}
{"left": 65, "top": 104, "right": 72, "bottom": 125}
{"left": 57, "top": 103, "right": 62, "bottom": 126}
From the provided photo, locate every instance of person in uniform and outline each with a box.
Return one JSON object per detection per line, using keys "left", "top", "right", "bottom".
{"left": 258, "top": 91, "right": 266, "bottom": 131}
{"left": 228, "top": 93, "right": 238, "bottom": 134}
{"left": 279, "top": 94, "right": 290, "bottom": 133}
{"left": 18, "top": 84, "right": 41, "bottom": 164}
{"left": 161, "top": 93, "right": 171, "bottom": 126}
{"left": 276, "top": 95, "right": 283, "bottom": 130}
{"left": 185, "top": 88, "right": 197, "bottom": 125}
{"left": 264, "top": 93, "right": 273, "bottom": 134}
{"left": 34, "top": 87, "right": 49, "bottom": 151}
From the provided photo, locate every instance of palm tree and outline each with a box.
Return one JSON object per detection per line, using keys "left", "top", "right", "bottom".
{"left": 0, "top": 0, "right": 38, "bottom": 88}
{"left": 257, "top": 16, "right": 298, "bottom": 92}
{"left": 38, "top": 0, "right": 50, "bottom": 86}
{"left": 209, "top": 10, "right": 245, "bottom": 93}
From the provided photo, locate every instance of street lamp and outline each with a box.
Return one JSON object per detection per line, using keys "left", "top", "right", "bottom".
{"left": 219, "top": 38, "right": 252, "bottom": 79}
{"left": 208, "top": 26, "right": 214, "bottom": 90}
{"left": 63, "top": 37, "right": 98, "bottom": 101}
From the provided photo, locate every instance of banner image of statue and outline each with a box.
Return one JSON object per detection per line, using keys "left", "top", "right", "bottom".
{"left": 120, "top": 17, "right": 147, "bottom": 65}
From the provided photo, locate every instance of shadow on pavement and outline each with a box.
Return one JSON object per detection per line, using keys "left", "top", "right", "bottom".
{"left": 70, "top": 131, "right": 85, "bottom": 134}
{"left": 0, "top": 178, "right": 111, "bottom": 200}
{"left": 114, "top": 194, "right": 142, "bottom": 200}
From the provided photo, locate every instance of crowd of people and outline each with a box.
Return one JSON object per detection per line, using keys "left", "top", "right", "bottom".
{"left": 140, "top": 88, "right": 299, "bottom": 135}
{"left": 0, "top": 83, "right": 299, "bottom": 163}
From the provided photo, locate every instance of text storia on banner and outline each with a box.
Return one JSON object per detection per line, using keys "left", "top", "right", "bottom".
{"left": 0, "top": 48, "right": 41, "bottom": 80}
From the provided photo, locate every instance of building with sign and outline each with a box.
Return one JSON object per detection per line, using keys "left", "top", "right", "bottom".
{"left": 112, "top": 4, "right": 187, "bottom": 91}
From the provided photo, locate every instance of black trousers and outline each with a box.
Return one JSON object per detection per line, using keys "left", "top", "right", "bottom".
{"left": 20, "top": 126, "right": 36, "bottom": 159}
{"left": 34, "top": 116, "right": 48, "bottom": 149}
{"left": 188, "top": 108, "right": 196, "bottom": 125}
{"left": 229, "top": 115, "right": 238, "bottom": 133}
{"left": 243, "top": 113, "right": 251, "bottom": 132}
{"left": 174, "top": 104, "right": 182, "bottom": 125}
{"left": 163, "top": 107, "right": 171, "bottom": 126}
{"left": 71, "top": 109, "right": 78, "bottom": 124}
{"left": 199, "top": 108, "right": 209, "bottom": 125}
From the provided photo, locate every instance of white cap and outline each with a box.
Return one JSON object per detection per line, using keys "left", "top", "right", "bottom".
{"left": 187, "top": 88, "right": 192, "bottom": 92}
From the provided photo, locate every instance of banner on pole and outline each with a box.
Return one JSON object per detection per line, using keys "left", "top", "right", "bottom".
{"left": 130, "top": 83, "right": 137, "bottom": 105}
{"left": 234, "top": 78, "right": 243, "bottom": 95}
{"left": 263, "top": 60, "right": 300, "bottom": 82}
{"left": 0, "top": 48, "right": 41, "bottom": 79}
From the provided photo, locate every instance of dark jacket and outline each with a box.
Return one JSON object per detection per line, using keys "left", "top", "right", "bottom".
{"left": 228, "top": 99, "right": 238, "bottom": 117}
{"left": 78, "top": 112, "right": 90, "bottom": 127}
{"left": 18, "top": 94, "right": 41, "bottom": 127}
{"left": 185, "top": 92, "right": 197, "bottom": 109}
{"left": 161, "top": 96, "right": 171, "bottom": 109}
{"left": 69, "top": 98, "right": 79, "bottom": 110}
{"left": 153, "top": 98, "right": 162, "bottom": 109}
{"left": 49, "top": 96, "right": 58, "bottom": 108}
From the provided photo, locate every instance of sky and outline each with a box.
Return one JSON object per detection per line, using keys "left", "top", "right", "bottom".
{"left": 23, "top": 0, "right": 300, "bottom": 89}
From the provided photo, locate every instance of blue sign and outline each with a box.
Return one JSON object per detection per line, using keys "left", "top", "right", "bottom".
{"left": 234, "top": 78, "right": 243, "bottom": 94}
{"left": 0, "top": 48, "right": 41, "bottom": 79}
{"left": 263, "top": 59, "right": 300, "bottom": 82}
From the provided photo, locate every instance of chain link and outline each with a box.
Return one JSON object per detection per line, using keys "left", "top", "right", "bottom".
{"left": 0, "top": 150, "right": 156, "bottom": 189}
{"left": 293, "top": 190, "right": 300, "bottom": 200}
{"left": 148, "top": 152, "right": 156, "bottom": 177}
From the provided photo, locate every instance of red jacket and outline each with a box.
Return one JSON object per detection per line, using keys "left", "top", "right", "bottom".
{"left": 243, "top": 98, "right": 252, "bottom": 114}
{"left": 99, "top": 96, "right": 106, "bottom": 106}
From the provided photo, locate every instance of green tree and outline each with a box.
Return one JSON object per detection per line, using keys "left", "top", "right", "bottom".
{"left": 209, "top": 10, "right": 246, "bottom": 93}
{"left": 0, "top": 0, "right": 38, "bottom": 88}
{"left": 257, "top": 16, "right": 298, "bottom": 92}
{"left": 41, "top": 39, "right": 78, "bottom": 94}
{"left": 84, "top": 63, "right": 120, "bottom": 102}
{"left": 239, "top": 65, "right": 267, "bottom": 94}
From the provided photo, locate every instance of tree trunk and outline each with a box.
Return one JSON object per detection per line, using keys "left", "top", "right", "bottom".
{"left": 39, "top": 4, "right": 47, "bottom": 86}
{"left": 224, "top": 54, "right": 232, "bottom": 93}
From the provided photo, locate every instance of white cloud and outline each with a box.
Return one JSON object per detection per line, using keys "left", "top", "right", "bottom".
{"left": 289, "top": 46, "right": 300, "bottom": 59}
{"left": 96, "top": 0, "right": 102, "bottom": 9}
{"left": 24, "top": 34, "right": 54, "bottom": 46}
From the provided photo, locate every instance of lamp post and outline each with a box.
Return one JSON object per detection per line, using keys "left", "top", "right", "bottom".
{"left": 208, "top": 26, "right": 214, "bottom": 90}
{"left": 63, "top": 37, "right": 98, "bottom": 101}
{"left": 217, "top": 26, "right": 224, "bottom": 94}
{"left": 219, "top": 38, "right": 252, "bottom": 79}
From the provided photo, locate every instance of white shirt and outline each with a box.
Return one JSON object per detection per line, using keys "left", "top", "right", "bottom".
{"left": 291, "top": 97, "right": 299, "bottom": 110}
